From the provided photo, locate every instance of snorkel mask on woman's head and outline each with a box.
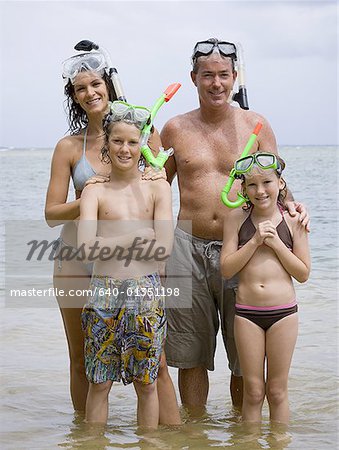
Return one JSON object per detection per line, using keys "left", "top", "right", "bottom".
{"left": 62, "top": 51, "right": 108, "bottom": 84}
{"left": 104, "top": 101, "right": 151, "bottom": 130}
{"left": 62, "top": 40, "right": 126, "bottom": 101}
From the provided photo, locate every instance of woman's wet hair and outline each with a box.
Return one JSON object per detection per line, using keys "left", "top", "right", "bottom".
{"left": 241, "top": 153, "right": 288, "bottom": 210}
{"left": 64, "top": 72, "right": 117, "bottom": 135}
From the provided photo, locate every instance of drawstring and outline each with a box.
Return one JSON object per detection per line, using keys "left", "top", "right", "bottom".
{"left": 203, "top": 241, "right": 222, "bottom": 259}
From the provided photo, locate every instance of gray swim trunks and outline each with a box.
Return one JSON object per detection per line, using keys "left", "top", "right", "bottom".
{"left": 165, "top": 227, "right": 241, "bottom": 375}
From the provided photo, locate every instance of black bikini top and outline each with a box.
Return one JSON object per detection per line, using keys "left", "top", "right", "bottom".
{"left": 238, "top": 206, "right": 293, "bottom": 251}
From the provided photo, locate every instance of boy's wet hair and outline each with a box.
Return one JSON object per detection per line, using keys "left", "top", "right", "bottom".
{"left": 100, "top": 113, "right": 151, "bottom": 169}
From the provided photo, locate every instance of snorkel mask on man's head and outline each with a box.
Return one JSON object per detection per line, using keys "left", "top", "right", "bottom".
{"left": 62, "top": 40, "right": 126, "bottom": 101}
{"left": 191, "top": 38, "right": 237, "bottom": 67}
{"left": 191, "top": 38, "right": 249, "bottom": 110}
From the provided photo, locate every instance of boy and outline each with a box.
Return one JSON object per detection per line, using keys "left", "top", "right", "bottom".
{"left": 78, "top": 103, "right": 174, "bottom": 427}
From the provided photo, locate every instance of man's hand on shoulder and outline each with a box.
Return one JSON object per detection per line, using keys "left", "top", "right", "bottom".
{"left": 285, "top": 201, "right": 310, "bottom": 232}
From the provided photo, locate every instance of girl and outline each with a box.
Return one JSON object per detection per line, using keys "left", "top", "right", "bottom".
{"left": 45, "top": 43, "right": 180, "bottom": 425}
{"left": 220, "top": 152, "right": 310, "bottom": 424}
{"left": 78, "top": 102, "right": 174, "bottom": 427}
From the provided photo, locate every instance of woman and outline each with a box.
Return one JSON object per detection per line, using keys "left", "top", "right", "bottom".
{"left": 45, "top": 44, "right": 181, "bottom": 425}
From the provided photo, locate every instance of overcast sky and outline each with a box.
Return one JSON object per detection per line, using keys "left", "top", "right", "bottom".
{"left": 0, "top": 1, "right": 337, "bottom": 148}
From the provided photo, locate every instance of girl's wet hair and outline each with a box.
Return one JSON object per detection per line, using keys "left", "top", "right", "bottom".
{"left": 64, "top": 72, "right": 117, "bottom": 135}
{"left": 241, "top": 153, "right": 288, "bottom": 210}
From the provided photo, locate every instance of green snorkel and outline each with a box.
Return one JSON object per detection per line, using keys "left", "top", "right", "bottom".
{"left": 221, "top": 122, "right": 262, "bottom": 208}
{"left": 140, "top": 83, "right": 181, "bottom": 170}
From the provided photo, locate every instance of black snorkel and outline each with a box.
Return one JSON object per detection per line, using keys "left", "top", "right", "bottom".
{"left": 74, "top": 40, "right": 99, "bottom": 52}
{"left": 74, "top": 40, "right": 127, "bottom": 101}
{"left": 231, "top": 43, "right": 249, "bottom": 110}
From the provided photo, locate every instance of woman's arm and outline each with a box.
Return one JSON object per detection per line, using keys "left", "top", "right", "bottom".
{"left": 263, "top": 215, "right": 310, "bottom": 282}
{"left": 77, "top": 185, "right": 99, "bottom": 259}
{"left": 45, "top": 139, "right": 81, "bottom": 227}
{"left": 220, "top": 211, "right": 262, "bottom": 279}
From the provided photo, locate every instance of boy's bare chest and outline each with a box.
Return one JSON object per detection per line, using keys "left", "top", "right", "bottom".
{"left": 98, "top": 188, "right": 154, "bottom": 221}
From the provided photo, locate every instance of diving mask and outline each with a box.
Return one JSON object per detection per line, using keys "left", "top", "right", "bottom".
{"left": 234, "top": 153, "right": 282, "bottom": 177}
{"left": 192, "top": 39, "right": 237, "bottom": 64}
{"left": 107, "top": 101, "right": 151, "bottom": 129}
{"left": 62, "top": 51, "right": 108, "bottom": 84}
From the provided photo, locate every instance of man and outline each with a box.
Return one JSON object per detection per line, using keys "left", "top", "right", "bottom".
{"left": 161, "top": 38, "right": 308, "bottom": 413}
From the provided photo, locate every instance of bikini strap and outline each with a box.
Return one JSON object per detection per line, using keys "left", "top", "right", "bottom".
{"left": 83, "top": 129, "right": 88, "bottom": 155}
{"left": 277, "top": 202, "right": 285, "bottom": 217}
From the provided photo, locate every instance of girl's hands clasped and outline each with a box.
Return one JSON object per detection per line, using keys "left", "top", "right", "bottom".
{"left": 254, "top": 220, "right": 279, "bottom": 248}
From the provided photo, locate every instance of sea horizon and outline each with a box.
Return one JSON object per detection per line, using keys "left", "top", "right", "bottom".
{"left": 1, "top": 144, "right": 338, "bottom": 152}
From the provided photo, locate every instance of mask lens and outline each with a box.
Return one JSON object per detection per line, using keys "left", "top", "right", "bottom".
{"left": 256, "top": 154, "right": 276, "bottom": 168}
{"left": 109, "top": 102, "right": 150, "bottom": 128}
{"left": 63, "top": 57, "right": 80, "bottom": 76}
{"left": 192, "top": 40, "right": 237, "bottom": 65}
{"left": 218, "top": 42, "right": 237, "bottom": 57}
{"left": 111, "top": 101, "right": 129, "bottom": 117}
{"left": 195, "top": 42, "right": 214, "bottom": 55}
{"left": 133, "top": 108, "right": 150, "bottom": 123}
{"left": 83, "top": 55, "right": 103, "bottom": 70}
{"left": 235, "top": 156, "right": 253, "bottom": 172}
{"left": 62, "top": 52, "right": 106, "bottom": 81}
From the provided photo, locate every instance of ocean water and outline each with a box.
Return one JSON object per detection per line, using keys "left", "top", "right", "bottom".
{"left": 0, "top": 146, "right": 338, "bottom": 449}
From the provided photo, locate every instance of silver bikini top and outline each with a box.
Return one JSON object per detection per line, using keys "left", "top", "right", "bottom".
{"left": 71, "top": 130, "right": 96, "bottom": 191}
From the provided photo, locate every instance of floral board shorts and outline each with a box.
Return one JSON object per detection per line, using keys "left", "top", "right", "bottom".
{"left": 81, "top": 272, "right": 166, "bottom": 385}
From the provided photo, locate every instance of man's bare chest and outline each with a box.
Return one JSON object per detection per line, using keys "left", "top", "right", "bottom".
{"left": 174, "top": 132, "right": 242, "bottom": 175}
